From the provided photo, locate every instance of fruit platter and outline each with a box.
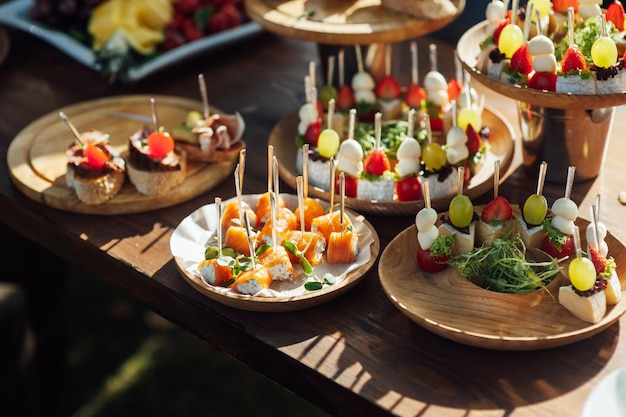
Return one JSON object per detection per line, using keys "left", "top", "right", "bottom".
{"left": 170, "top": 193, "right": 380, "bottom": 312}
{"left": 0, "top": 0, "right": 262, "bottom": 83}
{"left": 379, "top": 166, "right": 626, "bottom": 350}
{"left": 7, "top": 94, "right": 243, "bottom": 214}
{"left": 456, "top": 1, "right": 626, "bottom": 109}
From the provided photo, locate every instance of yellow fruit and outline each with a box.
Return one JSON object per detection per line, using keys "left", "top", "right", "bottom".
{"left": 136, "top": 0, "right": 174, "bottom": 30}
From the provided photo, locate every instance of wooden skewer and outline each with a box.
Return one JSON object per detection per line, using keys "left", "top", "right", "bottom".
{"left": 150, "top": 97, "right": 159, "bottom": 132}
{"left": 58, "top": 112, "right": 83, "bottom": 146}
{"left": 198, "top": 74, "right": 210, "bottom": 119}
{"left": 215, "top": 197, "right": 222, "bottom": 257}
{"left": 297, "top": 176, "right": 305, "bottom": 233}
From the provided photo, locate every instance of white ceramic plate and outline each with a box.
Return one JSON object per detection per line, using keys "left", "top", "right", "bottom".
{"left": 0, "top": 0, "right": 262, "bottom": 81}
{"left": 581, "top": 365, "right": 626, "bottom": 417}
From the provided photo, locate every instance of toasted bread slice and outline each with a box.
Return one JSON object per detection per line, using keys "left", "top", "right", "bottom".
{"left": 126, "top": 152, "right": 187, "bottom": 196}
{"left": 66, "top": 167, "right": 125, "bottom": 205}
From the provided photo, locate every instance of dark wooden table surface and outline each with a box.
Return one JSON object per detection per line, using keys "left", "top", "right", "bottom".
{"left": 1, "top": 21, "right": 625, "bottom": 417}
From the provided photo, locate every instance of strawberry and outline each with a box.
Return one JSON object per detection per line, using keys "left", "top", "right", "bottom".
{"left": 552, "top": 0, "right": 578, "bottom": 13}
{"left": 336, "top": 85, "right": 356, "bottom": 111}
{"left": 492, "top": 19, "right": 508, "bottom": 46}
{"left": 481, "top": 196, "right": 512, "bottom": 222}
{"left": 465, "top": 124, "right": 482, "bottom": 155}
{"left": 182, "top": 18, "right": 203, "bottom": 42}
{"left": 375, "top": 76, "right": 401, "bottom": 100}
{"left": 561, "top": 45, "right": 586, "bottom": 72}
{"left": 588, "top": 244, "right": 608, "bottom": 275}
{"left": 510, "top": 44, "right": 533, "bottom": 75}
{"left": 208, "top": 4, "right": 241, "bottom": 34}
{"left": 528, "top": 72, "right": 557, "bottom": 91}
{"left": 175, "top": 0, "right": 200, "bottom": 14}
{"left": 303, "top": 119, "right": 321, "bottom": 147}
{"left": 363, "top": 149, "right": 390, "bottom": 176}
{"left": 447, "top": 79, "right": 463, "bottom": 102}
{"left": 395, "top": 177, "right": 422, "bottom": 201}
{"left": 607, "top": 1, "right": 625, "bottom": 31}
{"left": 404, "top": 83, "right": 427, "bottom": 108}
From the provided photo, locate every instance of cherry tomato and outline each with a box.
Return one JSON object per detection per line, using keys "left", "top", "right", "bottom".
{"left": 335, "top": 175, "right": 358, "bottom": 198}
{"left": 84, "top": 144, "right": 108, "bottom": 169}
{"left": 416, "top": 247, "right": 449, "bottom": 273}
{"left": 395, "top": 177, "right": 422, "bottom": 201}
{"left": 540, "top": 235, "right": 574, "bottom": 259}
{"left": 147, "top": 131, "right": 174, "bottom": 158}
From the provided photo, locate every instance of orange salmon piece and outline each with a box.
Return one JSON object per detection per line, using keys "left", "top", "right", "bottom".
{"left": 294, "top": 197, "right": 325, "bottom": 230}
{"left": 311, "top": 211, "right": 352, "bottom": 243}
{"left": 326, "top": 230, "right": 359, "bottom": 264}
{"left": 221, "top": 200, "right": 257, "bottom": 232}
{"left": 197, "top": 259, "right": 234, "bottom": 287}
{"left": 257, "top": 245, "right": 294, "bottom": 281}
{"left": 224, "top": 226, "right": 254, "bottom": 256}
{"left": 255, "top": 192, "right": 286, "bottom": 227}
{"left": 230, "top": 264, "right": 272, "bottom": 295}
{"left": 284, "top": 230, "right": 326, "bottom": 266}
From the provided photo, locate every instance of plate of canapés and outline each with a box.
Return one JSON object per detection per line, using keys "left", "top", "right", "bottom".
{"left": 379, "top": 166, "right": 626, "bottom": 350}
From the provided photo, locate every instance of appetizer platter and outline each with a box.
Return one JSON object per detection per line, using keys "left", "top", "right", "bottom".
{"left": 0, "top": 0, "right": 262, "bottom": 82}
{"left": 7, "top": 94, "right": 241, "bottom": 215}
{"left": 379, "top": 165, "right": 626, "bottom": 350}
{"left": 245, "top": 0, "right": 465, "bottom": 45}
{"left": 456, "top": 4, "right": 626, "bottom": 109}
{"left": 171, "top": 193, "right": 380, "bottom": 312}
{"left": 270, "top": 106, "right": 515, "bottom": 215}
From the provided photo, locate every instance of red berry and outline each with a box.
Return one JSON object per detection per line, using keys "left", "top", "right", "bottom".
{"left": 175, "top": 0, "right": 200, "bottom": 14}
{"left": 540, "top": 235, "right": 574, "bottom": 259}
{"left": 561, "top": 45, "right": 586, "bottom": 72}
{"left": 336, "top": 85, "right": 356, "bottom": 111}
{"left": 492, "top": 19, "right": 509, "bottom": 46}
{"left": 510, "top": 44, "right": 533, "bottom": 75}
{"left": 405, "top": 83, "right": 427, "bottom": 108}
{"left": 162, "top": 30, "right": 186, "bottom": 51}
{"left": 552, "top": 0, "right": 578, "bottom": 13}
{"left": 447, "top": 79, "right": 463, "bottom": 102}
{"left": 182, "top": 19, "right": 203, "bottom": 41}
{"left": 303, "top": 119, "right": 321, "bottom": 147}
{"left": 588, "top": 244, "right": 607, "bottom": 275}
{"left": 528, "top": 72, "right": 557, "bottom": 91}
{"left": 363, "top": 149, "right": 390, "bottom": 176}
{"left": 147, "top": 131, "right": 175, "bottom": 158}
{"left": 481, "top": 196, "right": 513, "bottom": 222}
{"left": 334, "top": 174, "right": 358, "bottom": 197}
{"left": 607, "top": 1, "right": 625, "bottom": 31}
{"left": 395, "top": 177, "right": 422, "bottom": 201}
{"left": 416, "top": 247, "right": 449, "bottom": 273}
{"left": 375, "top": 76, "right": 401, "bottom": 100}
{"left": 429, "top": 117, "right": 444, "bottom": 132}
{"left": 465, "top": 124, "right": 482, "bottom": 155}
{"left": 208, "top": 4, "right": 241, "bottom": 33}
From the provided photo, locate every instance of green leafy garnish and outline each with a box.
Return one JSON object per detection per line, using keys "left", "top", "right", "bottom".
{"left": 542, "top": 218, "right": 569, "bottom": 251}
{"left": 284, "top": 240, "right": 313, "bottom": 275}
{"left": 429, "top": 235, "right": 455, "bottom": 258}
{"left": 450, "top": 230, "right": 562, "bottom": 294}
{"left": 304, "top": 273, "right": 336, "bottom": 291}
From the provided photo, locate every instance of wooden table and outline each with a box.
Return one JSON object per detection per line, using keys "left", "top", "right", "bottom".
{"left": 1, "top": 23, "right": 625, "bottom": 417}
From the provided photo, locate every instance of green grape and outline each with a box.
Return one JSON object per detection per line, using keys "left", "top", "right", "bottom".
{"left": 422, "top": 143, "right": 447, "bottom": 171}
{"left": 569, "top": 257, "right": 596, "bottom": 292}
{"left": 319, "top": 86, "right": 338, "bottom": 111}
{"left": 457, "top": 107, "right": 481, "bottom": 131}
{"left": 498, "top": 24, "right": 523, "bottom": 58}
{"left": 533, "top": 0, "right": 551, "bottom": 20}
{"left": 591, "top": 37, "right": 618, "bottom": 68}
{"left": 522, "top": 194, "right": 547, "bottom": 226}
{"left": 449, "top": 195, "right": 474, "bottom": 228}
{"left": 318, "top": 129, "right": 340, "bottom": 158}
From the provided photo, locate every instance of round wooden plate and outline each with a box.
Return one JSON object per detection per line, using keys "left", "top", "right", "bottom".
{"left": 7, "top": 94, "right": 240, "bottom": 215}
{"left": 269, "top": 106, "right": 515, "bottom": 215}
{"left": 171, "top": 194, "right": 380, "bottom": 312}
{"left": 378, "top": 218, "right": 626, "bottom": 350}
{"left": 0, "top": 26, "right": 9, "bottom": 67}
{"left": 245, "top": 0, "right": 466, "bottom": 45}
{"left": 457, "top": 21, "right": 626, "bottom": 110}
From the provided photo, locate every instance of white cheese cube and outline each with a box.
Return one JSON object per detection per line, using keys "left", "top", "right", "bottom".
{"left": 558, "top": 285, "right": 606, "bottom": 324}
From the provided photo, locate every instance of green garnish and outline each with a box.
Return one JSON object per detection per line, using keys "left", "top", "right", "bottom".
{"left": 284, "top": 240, "right": 313, "bottom": 275}
{"left": 450, "top": 230, "right": 562, "bottom": 294}
{"left": 542, "top": 218, "right": 569, "bottom": 251}
{"left": 304, "top": 273, "right": 336, "bottom": 291}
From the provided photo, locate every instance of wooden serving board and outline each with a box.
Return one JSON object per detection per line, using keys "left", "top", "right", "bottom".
{"left": 245, "top": 0, "right": 466, "bottom": 45}
{"left": 7, "top": 95, "right": 239, "bottom": 215}
{"left": 379, "top": 218, "right": 626, "bottom": 350}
